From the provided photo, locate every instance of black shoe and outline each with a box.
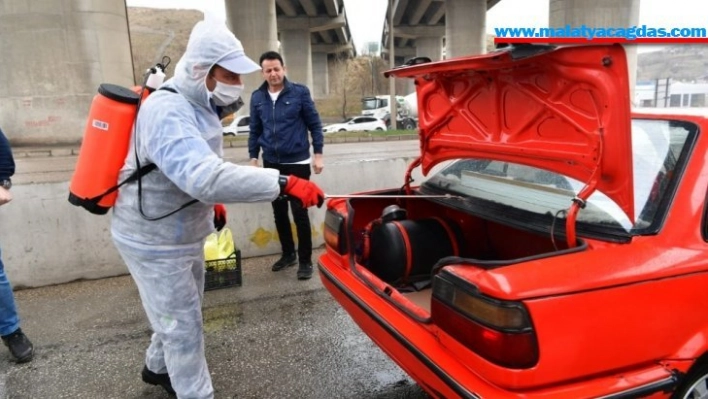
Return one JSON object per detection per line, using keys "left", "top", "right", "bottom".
{"left": 142, "top": 365, "right": 176, "bottom": 395}
{"left": 272, "top": 253, "right": 297, "bottom": 271}
{"left": 1, "top": 328, "right": 33, "bottom": 363}
{"left": 297, "top": 261, "right": 313, "bottom": 280}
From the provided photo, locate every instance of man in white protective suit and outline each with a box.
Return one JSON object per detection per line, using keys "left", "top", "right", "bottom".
{"left": 110, "top": 13, "right": 324, "bottom": 398}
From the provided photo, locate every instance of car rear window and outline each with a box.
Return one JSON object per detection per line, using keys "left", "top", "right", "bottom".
{"left": 423, "top": 118, "right": 696, "bottom": 235}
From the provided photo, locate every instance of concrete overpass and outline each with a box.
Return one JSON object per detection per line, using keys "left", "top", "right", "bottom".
{"left": 380, "top": 0, "right": 501, "bottom": 95}
{"left": 0, "top": 0, "right": 354, "bottom": 145}
{"left": 225, "top": 0, "right": 354, "bottom": 106}
{"left": 381, "top": 0, "right": 502, "bottom": 66}
{"left": 274, "top": 0, "right": 355, "bottom": 98}
{"left": 276, "top": 0, "right": 354, "bottom": 56}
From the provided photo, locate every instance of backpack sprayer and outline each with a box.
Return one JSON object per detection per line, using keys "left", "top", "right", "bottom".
{"left": 68, "top": 58, "right": 170, "bottom": 215}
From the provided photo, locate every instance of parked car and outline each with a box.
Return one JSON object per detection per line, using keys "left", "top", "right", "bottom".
{"left": 319, "top": 44, "right": 708, "bottom": 399}
{"left": 223, "top": 115, "right": 250, "bottom": 136}
{"left": 322, "top": 116, "right": 386, "bottom": 133}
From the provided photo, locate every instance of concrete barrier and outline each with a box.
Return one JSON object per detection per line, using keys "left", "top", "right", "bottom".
{"left": 0, "top": 154, "right": 426, "bottom": 288}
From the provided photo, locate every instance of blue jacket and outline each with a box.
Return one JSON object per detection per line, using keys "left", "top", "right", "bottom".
{"left": 0, "top": 128, "right": 15, "bottom": 181}
{"left": 248, "top": 78, "right": 323, "bottom": 164}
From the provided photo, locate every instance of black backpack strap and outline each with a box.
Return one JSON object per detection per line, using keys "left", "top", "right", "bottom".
{"left": 121, "top": 163, "right": 157, "bottom": 185}
{"left": 87, "top": 163, "right": 157, "bottom": 205}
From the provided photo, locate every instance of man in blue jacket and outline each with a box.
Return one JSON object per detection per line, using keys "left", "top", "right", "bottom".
{"left": 0, "top": 127, "right": 34, "bottom": 363}
{"left": 249, "top": 51, "right": 324, "bottom": 280}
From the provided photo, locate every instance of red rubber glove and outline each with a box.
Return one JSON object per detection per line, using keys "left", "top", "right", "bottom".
{"left": 213, "top": 204, "right": 227, "bottom": 231}
{"left": 281, "top": 176, "right": 325, "bottom": 208}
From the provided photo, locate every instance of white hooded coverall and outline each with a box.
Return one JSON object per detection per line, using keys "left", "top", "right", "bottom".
{"left": 111, "top": 14, "right": 280, "bottom": 399}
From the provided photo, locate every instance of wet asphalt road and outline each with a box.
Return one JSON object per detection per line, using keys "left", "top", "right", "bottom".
{"left": 0, "top": 251, "right": 430, "bottom": 399}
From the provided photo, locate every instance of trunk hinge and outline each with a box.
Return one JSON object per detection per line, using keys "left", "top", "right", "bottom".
{"left": 403, "top": 122, "right": 430, "bottom": 194}
{"left": 403, "top": 156, "right": 422, "bottom": 194}
{"left": 565, "top": 128, "right": 604, "bottom": 248}
{"left": 565, "top": 182, "right": 595, "bottom": 249}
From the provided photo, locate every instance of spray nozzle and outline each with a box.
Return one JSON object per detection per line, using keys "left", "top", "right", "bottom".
{"left": 148, "top": 65, "right": 162, "bottom": 74}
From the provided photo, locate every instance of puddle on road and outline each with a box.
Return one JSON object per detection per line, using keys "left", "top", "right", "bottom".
{"left": 202, "top": 303, "right": 244, "bottom": 333}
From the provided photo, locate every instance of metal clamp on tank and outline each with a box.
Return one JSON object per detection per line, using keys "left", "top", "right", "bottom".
{"left": 145, "top": 56, "right": 171, "bottom": 91}
{"left": 380, "top": 205, "right": 407, "bottom": 223}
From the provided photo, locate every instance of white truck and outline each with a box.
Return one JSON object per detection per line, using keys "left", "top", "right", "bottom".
{"left": 361, "top": 93, "right": 418, "bottom": 130}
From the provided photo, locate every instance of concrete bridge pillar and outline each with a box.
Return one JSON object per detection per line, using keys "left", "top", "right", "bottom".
{"left": 445, "top": 0, "right": 487, "bottom": 58}
{"left": 416, "top": 37, "right": 443, "bottom": 61}
{"left": 393, "top": 57, "right": 410, "bottom": 95}
{"left": 312, "top": 53, "right": 329, "bottom": 99}
{"left": 549, "top": 0, "right": 640, "bottom": 101}
{"left": 407, "top": 37, "right": 444, "bottom": 95}
{"left": 280, "top": 29, "right": 314, "bottom": 90}
{"left": 0, "top": 0, "right": 133, "bottom": 144}
{"left": 225, "top": 0, "right": 278, "bottom": 112}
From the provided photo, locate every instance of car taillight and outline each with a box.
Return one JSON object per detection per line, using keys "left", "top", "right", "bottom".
{"left": 324, "top": 209, "right": 347, "bottom": 255}
{"left": 431, "top": 273, "right": 538, "bottom": 369}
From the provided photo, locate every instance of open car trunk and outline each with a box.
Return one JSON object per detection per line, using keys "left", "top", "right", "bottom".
{"left": 347, "top": 190, "right": 586, "bottom": 317}
{"left": 385, "top": 44, "right": 634, "bottom": 250}
{"left": 342, "top": 45, "right": 635, "bottom": 317}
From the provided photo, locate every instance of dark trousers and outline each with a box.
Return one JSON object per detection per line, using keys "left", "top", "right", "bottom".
{"left": 264, "top": 161, "right": 312, "bottom": 263}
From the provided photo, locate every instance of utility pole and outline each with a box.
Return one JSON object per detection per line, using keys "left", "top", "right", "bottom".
{"left": 370, "top": 57, "right": 375, "bottom": 94}
{"left": 388, "top": 0, "right": 398, "bottom": 130}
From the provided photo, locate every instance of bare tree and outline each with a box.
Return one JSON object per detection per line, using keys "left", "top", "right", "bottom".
{"left": 317, "top": 54, "right": 395, "bottom": 120}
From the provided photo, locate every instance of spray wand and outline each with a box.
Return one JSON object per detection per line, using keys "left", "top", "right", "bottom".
{"left": 324, "top": 194, "right": 462, "bottom": 200}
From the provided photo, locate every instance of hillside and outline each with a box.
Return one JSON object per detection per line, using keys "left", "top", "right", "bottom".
{"left": 127, "top": 7, "right": 202, "bottom": 82}
{"left": 637, "top": 45, "right": 708, "bottom": 82}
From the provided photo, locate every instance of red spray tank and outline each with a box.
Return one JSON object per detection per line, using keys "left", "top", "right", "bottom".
{"left": 68, "top": 64, "right": 165, "bottom": 214}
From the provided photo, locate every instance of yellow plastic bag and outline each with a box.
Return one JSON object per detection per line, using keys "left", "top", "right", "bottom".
{"left": 204, "top": 228, "right": 237, "bottom": 271}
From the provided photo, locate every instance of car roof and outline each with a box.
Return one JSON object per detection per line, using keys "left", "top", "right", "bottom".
{"left": 632, "top": 107, "right": 708, "bottom": 119}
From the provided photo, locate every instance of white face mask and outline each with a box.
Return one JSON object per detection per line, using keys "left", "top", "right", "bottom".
{"left": 211, "top": 81, "right": 244, "bottom": 106}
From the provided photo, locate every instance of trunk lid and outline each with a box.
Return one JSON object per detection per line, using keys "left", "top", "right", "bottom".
{"left": 385, "top": 44, "right": 634, "bottom": 221}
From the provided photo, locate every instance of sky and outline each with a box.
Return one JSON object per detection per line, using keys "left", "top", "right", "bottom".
{"left": 125, "top": 0, "right": 705, "bottom": 53}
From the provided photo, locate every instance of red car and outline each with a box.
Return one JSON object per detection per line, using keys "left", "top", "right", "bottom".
{"left": 318, "top": 44, "right": 708, "bottom": 398}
